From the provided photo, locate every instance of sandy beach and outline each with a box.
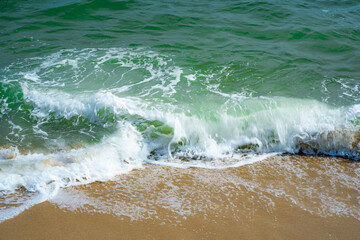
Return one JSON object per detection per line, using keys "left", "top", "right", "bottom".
{"left": 1, "top": 155, "right": 359, "bottom": 240}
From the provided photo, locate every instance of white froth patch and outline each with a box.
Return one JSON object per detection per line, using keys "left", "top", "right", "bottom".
{"left": 146, "top": 153, "right": 277, "bottom": 169}
{"left": 0, "top": 121, "right": 148, "bottom": 222}
{"left": 185, "top": 74, "right": 196, "bottom": 81}
{"left": 27, "top": 48, "right": 183, "bottom": 97}
{"left": 21, "top": 85, "right": 142, "bottom": 122}
{"left": 23, "top": 72, "right": 40, "bottom": 82}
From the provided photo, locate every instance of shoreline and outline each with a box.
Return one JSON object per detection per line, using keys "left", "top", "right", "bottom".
{"left": 1, "top": 156, "right": 359, "bottom": 239}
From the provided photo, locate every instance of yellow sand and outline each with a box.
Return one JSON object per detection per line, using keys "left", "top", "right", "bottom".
{"left": 0, "top": 155, "right": 359, "bottom": 240}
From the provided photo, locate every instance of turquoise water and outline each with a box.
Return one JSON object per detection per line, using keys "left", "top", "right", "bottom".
{"left": 0, "top": 0, "right": 360, "bottom": 221}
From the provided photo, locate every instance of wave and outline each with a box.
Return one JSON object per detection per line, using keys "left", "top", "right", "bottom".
{"left": 20, "top": 85, "right": 360, "bottom": 155}
{"left": 1, "top": 47, "right": 360, "bottom": 222}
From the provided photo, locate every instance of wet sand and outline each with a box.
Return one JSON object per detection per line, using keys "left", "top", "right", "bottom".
{"left": 1, "top": 155, "right": 359, "bottom": 240}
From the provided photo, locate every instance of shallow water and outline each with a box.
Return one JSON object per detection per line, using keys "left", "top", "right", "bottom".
{"left": 0, "top": 0, "right": 360, "bottom": 222}
{"left": 50, "top": 156, "right": 360, "bottom": 222}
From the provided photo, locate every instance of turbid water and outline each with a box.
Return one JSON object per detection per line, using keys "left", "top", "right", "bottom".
{"left": 0, "top": 0, "right": 360, "bottom": 224}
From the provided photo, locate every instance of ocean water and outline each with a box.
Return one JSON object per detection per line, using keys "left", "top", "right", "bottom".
{"left": 0, "top": 0, "right": 360, "bottom": 222}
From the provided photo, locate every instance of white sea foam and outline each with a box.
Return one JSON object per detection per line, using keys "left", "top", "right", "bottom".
{"left": 1, "top": 121, "right": 146, "bottom": 188}
{"left": 11, "top": 48, "right": 184, "bottom": 98}
{"left": 0, "top": 121, "right": 147, "bottom": 222}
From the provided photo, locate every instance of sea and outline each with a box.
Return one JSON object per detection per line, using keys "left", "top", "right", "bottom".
{"left": 0, "top": 0, "right": 360, "bottom": 223}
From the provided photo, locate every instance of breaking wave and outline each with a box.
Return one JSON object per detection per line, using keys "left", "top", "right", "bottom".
{"left": 1, "top": 48, "right": 360, "bottom": 222}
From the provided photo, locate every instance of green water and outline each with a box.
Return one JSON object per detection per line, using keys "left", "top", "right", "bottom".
{"left": 0, "top": 0, "right": 360, "bottom": 149}
{"left": 1, "top": 0, "right": 360, "bottom": 151}
{"left": 1, "top": 0, "right": 360, "bottom": 223}
{"left": 1, "top": 0, "right": 359, "bottom": 101}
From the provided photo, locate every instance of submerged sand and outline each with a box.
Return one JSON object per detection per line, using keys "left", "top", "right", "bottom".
{"left": 0, "top": 155, "right": 359, "bottom": 239}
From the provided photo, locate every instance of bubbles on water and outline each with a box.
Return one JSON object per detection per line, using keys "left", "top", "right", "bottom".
{"left": 5, "top": 48, "right": 185, "bottom": 99}
{"left": 321, "top": 78, "right": 360, "bottom": 104}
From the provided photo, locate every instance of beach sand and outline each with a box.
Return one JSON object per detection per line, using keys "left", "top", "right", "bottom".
{"left": 1, "top": 155, "right": 359, "bottom": 240}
